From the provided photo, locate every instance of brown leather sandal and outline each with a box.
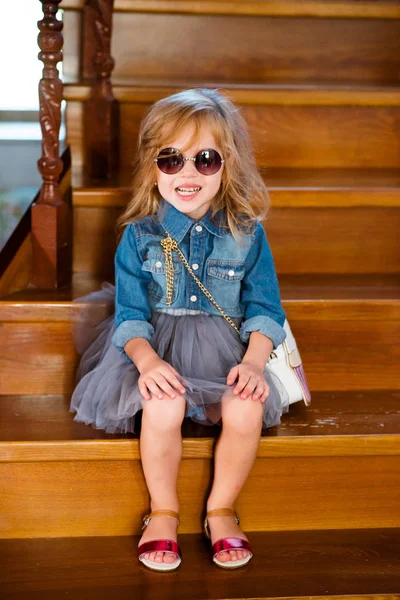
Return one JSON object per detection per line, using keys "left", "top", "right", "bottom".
{"left": 204, "top": 508, "right": 253, "bottom": 569}
{"left": 137, "top": 509, "right": 182, "bottom": 572}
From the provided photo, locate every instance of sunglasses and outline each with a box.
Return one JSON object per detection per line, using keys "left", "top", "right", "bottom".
{"left": 154, "top": 147, "right": 224, "bottom": 175}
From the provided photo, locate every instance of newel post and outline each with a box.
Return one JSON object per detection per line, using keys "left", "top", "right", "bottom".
{"left": 83, "top": 0, "right": 119, "bottom": 179}
{"left": 32, "top": 0, "right": 72, "bottom": 289}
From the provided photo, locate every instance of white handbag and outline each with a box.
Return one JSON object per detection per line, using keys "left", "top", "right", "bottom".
{"left": 265, "top": 319, "right": 311, "bottom": 408}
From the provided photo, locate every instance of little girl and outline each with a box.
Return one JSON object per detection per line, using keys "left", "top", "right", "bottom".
{"left": 70, "top": 88, "right": 289, "bottom": 572}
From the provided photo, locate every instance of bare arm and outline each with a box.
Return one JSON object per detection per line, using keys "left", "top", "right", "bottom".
{"left": 242, "top": 330, "right": 273, "bottom": 370}
{"left": 124, "top": 337, "right": 159, "bottom": 372}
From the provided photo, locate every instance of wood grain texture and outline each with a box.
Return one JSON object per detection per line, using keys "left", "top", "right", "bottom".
{"left": 0, "top": 390, "right": 399, "bottom": 448}
{"left": 61, "top": 0, "right": 400, "bottom": 18}
{"left": 0, "top": 283, "right": 399, "bottom": 394}
{"left": 0, "top": 455, "right": 399, "bottom": 537}
{"left": 65, "top": 88, "right": 400, "bottom": 168}
{"left": 64, "top": 83, "right": 400, "bottom": 106}
{"left": 0, "top": 235, "right": 32, "bottom": 299}
{"left": 69, "top": 204, "right": 400, "bottom": 276}
{"left": 1, "top": 532, "right": 399, "bottom": 599}
{"left": 71, "top": 166, "right": 400, "bottom": 208}
{"left": 118, "top": 102, "right": 400, "bottom": 168}
{"left": 106, "top": 14, "right": 400, "bottom": 84}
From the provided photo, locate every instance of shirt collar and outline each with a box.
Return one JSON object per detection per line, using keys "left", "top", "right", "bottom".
{"left": 157, "top": 198, "right": 224, "bottom": 243}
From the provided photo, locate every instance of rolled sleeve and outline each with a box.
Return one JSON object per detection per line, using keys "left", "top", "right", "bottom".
{"left": 112, "top": 320, "right": 154, "bottom": 363}
{"left": 240, "top": 222, "right": 286, "bottom": 350}
{"left": 112, "top": 223, "right": 153, "bottom": 362}
{"left": 239, "top": 315, "right": 286, "bottom": 348}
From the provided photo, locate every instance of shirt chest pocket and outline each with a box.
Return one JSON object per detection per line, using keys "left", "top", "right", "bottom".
{"left": 142, "top": 254, "right": 182, "bottom": 304}
{"left": 206, "top": 261, "right": 246, "bottom": 311}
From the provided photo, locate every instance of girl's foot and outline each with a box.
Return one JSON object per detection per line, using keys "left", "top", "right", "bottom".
{"left": 206, "top": 512, "right": 250, "bottom": 564}
{"left": 138, "top": 514, "right": 179, "bottom": 565}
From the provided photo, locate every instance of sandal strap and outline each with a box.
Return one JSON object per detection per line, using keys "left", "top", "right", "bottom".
{"left": 212, "top": 537, "right": 252, "bottom": 559}
{"left": 203, "top": 508, "right": 240, "bottom": 540}
{"left": 206, "top": 508, "right": 238, "bottom": 519}
{"left": 138, "top": 539, "right": 182, "bottom": 559}
{"left": 142, "top": 509, "right": 180, "bottom": 530}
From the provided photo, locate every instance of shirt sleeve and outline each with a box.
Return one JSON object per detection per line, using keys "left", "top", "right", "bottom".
{"left": 111, "top": 223, "right": 154, "bottom": 363}
{"left": 239, "top": 222, "right": 286, "bottom": 349}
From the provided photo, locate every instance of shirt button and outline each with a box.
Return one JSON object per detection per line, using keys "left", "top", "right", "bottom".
{"left": 228, "top": 269, "right": 235, "bottom": 276}
{"left": 190, "top": 295, "right": 197, "bottom": 302}
{"left": 195, "top": 225, "right": 203, "bottom": 232}
{"left": 192, "top": 263, "right": 199, "bottom": 270}
{"left": 155, "top": 261, "right": 162, "bottom": 268}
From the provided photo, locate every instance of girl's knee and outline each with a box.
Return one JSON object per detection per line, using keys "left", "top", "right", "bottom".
{"left": 142, "top": 393, "right": 186, "bottom": 430}
{"left": 222, "top": 393, "right": 263, "bottom": 434}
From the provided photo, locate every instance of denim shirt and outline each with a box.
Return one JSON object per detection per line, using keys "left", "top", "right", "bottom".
{"left": 112, "top": 199, "right": 286, "bottom": 362}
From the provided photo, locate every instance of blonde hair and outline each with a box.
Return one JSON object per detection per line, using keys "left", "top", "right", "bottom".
{"left": 116, "top": 88, "right": 270, "bottom": 241}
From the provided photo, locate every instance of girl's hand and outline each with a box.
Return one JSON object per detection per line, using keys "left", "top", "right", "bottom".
{"left": 138, "top": 356, "right": 186, "bottom": 401}
{"left": 226, "top": 360, "right": 270, "bottom": 403}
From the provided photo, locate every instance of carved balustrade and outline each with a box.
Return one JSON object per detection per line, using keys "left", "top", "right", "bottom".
{"left": 33, "top": 0, "right": 72, "bottom": 288}
{"left": 83, "top": 0, "right": 119, "bottom": 179}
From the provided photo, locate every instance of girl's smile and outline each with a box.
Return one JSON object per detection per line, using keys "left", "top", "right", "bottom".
{"left": 156, "top": 126, "right": 224, "bottom": 220}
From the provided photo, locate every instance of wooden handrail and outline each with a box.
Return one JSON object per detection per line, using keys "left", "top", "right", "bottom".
{"left": 32, "top": 0, "right": 72, "bottom": 289}
{"left": 83, "top": 0, "right": 120, "bottom": 179}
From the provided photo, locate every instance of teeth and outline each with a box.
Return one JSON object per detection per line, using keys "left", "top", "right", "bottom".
{"left": 177, "top": 187, "right": 201, "bottom": 194}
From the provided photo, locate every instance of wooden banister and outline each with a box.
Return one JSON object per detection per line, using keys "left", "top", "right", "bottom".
{"left": 83, "top": 0, "right": 120, "bottom": 179}
{"left": 32, "top": 0, "right": 72, "bottom": 289}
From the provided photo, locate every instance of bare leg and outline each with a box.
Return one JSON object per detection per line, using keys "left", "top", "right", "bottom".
{"left": 206, "top": 390, "right": 263, "bottom": 563}
{"left": 138, "top": 394, "right": 186, "bottom": 564}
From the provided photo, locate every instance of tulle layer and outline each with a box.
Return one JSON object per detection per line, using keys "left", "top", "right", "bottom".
{"left": 70, "top": 283, "right": 289, "bottom": 434}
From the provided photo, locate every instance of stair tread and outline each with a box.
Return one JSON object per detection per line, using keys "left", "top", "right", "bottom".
{"left": 2, "top": 273, "right": 400, "bottom": 305}
{"left": 1, "top": 529, "right": 399, "bottom": 599}
{"left": 64, "top": 80, "right": 400, "bottom": 105}
{"left": 72, "top": 166, "right": 400, "bottom": 193}
{"left": 61, "top": 0, "right": 400, "bottom": 19}
{"left": 0, "top": 390, "right": 399, "bottom": 443}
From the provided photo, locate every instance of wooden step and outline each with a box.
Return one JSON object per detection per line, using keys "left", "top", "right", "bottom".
{"left": 0, "top": 391, "right": 399, "bottom": 538}
{"left": 1, "top": 529, "right": 399, "bottom": 599}
{"left": 62, "top": 0, "right": 400, "bottom": 18}
{"left": 63, "top": 9, "right": 400, "bottom": 86}
{"left": 0, "top": 274, "right": 399, "bottom": 395}
{"left": 70, "top": 167, "right": 400, "bottom": 276}
{"left": 64, "top": 83, "right": 400, "bottom": 169}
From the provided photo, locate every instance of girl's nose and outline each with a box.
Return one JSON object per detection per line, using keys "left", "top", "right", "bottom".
{"left": 181, "top": 158, "right": 198, "bottom": 175}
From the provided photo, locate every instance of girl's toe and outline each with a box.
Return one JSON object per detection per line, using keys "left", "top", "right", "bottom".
{"left": 229, "top": 550, "right": 238, "bottom": 561}
{"left": 164, "top": 552, "right": 176, "bottom": 563}
{"left": 218, "top": 551, "right": 231, "bottom": 562}
{"left": 155, "top": 551, "right": 163, "bottom": 562}
{"left": 149, "top": 551, "right": 156, "bottom": 562}
{"left": 236, "top": 550, "right": 243, "bottom": 560}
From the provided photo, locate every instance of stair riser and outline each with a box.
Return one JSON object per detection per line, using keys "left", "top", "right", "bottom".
{"left": 63, "top": 11, "right": 400, "bottom": 85}
{"left": 66, "top": 100, "right": 400, "bottom": 169}
{"left": 72, "top": 206, "right": 400, "bottom": 277}
{"left": 1, "top": 455, "right": 399, "bottom": 538}
{"left": 0, "top": 315, "right": 398, "bottom": 394}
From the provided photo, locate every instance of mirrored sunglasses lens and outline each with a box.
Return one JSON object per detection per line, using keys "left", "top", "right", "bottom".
{"left": 195, "top": 149, "right": 222, "bottom": 175}
{"left": 156, "top": 149, "right": 183, "bottom": 174}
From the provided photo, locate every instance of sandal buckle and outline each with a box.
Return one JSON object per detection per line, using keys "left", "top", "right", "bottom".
{"left": 142, "top": 514, "right": 151, "bottom": 530}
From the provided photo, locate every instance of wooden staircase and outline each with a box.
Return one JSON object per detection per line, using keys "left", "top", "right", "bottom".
{"left": 1, "top": 1, "right": 400, "bottom": 598}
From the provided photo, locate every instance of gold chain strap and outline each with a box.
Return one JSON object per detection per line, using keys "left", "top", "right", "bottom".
{"left": 160, "top": 233, "right": 240, "bottom": 335}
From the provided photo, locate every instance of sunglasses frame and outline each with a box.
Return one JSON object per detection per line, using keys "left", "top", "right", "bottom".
{"left": 154, "top": 148, "right": 224, "bottom": 175}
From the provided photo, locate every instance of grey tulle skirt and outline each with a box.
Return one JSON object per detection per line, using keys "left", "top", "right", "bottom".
{"left": 70, "top": 283, "right": 289, "bottom": 434}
